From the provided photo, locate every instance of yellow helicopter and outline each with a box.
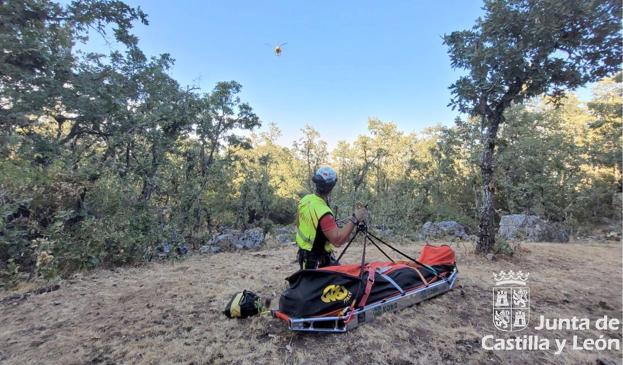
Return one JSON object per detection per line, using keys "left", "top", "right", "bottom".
{"left": 271, "top": 42, "right": 287, "bottom": 56}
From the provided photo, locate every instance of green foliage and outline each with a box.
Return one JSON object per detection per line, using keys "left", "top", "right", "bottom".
{"left": 444, "top": 0, "right": 621, "bottom": 115}
{"left": 0, "top": 0, "right": 620, "bottom": 285}
{"left": 493, "top": 235, "right": 514, "bottom": 257}
{"left": 443, "top": 0, "right": 621, "bottom": 253}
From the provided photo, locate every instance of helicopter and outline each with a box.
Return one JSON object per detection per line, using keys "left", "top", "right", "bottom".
{"left": 271, "top": 42, "right": 287, "bottom": 56}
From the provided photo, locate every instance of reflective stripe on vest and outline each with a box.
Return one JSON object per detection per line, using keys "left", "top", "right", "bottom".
{"left": 296, "top": 227, "right": 313, "bottom": 246}
{"left": 295, "top": 194, "right": 334, "bottom": 252}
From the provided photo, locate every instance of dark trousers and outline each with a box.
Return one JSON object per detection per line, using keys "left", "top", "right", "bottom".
{"left": 297, "top": 248, "right": 338, "bottom": 270}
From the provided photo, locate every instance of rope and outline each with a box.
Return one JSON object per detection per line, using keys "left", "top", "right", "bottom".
{"left": 366, "top": 237, "right": 395, "bottom": 263}
{"left": 336, "top": 229, "right": 360, "bottom": 263}
{"left": 338, "top": 218, "right": 448, "bottom": 324}
{"left": 344, "top": 233, "right": 368, "bottom": 324}
{"left": 366, "top": 231, "right": 440, "bottom": 277}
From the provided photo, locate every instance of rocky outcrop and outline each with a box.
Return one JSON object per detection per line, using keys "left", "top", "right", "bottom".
{"left": 273, "top": 226, "right": 295, "bottom": 244}
{"left": 498, "top": 214, "right": 569, "bottom": 243}
{"left": 199, "top": 228, "right": 265, "bottom": 253}
{"left": 416, "top": 221, "right": 469, "bottom": 240}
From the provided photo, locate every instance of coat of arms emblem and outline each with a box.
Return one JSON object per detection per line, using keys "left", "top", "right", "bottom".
{"left": 492, "top": 270, "right": 530, "bottom": 332}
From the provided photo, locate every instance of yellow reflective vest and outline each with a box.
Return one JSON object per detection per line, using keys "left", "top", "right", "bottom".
{"left": 296, "top": 194, "right": 334, "bottom": 253}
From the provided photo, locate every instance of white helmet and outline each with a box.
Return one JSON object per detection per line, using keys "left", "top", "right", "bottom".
{"left": 312, "top": 166, "right": 337, "bottom": 194}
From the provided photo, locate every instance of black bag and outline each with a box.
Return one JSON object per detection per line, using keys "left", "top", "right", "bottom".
{"left": 278, "top": 263, "right": 451, "bottom": 318}
{"left": 223, "top": 290, "right": 263, "bottom": 319}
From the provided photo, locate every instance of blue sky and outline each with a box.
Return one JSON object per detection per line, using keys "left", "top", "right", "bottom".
{"left": 85, "top": 0, "right": 592, "bottom": 148}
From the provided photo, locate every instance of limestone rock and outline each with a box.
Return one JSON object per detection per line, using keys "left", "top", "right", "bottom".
{"left": 200, "top": 228, "right": 266, "bottom": 253}
{"left": 273, "top": 226, "right": 295, "bottom": 244}
{"left": 416, "top": 221, "right": 469, "bottom": 240}
{"left": 498, "top": 214, "right": 569, "bottom": 243}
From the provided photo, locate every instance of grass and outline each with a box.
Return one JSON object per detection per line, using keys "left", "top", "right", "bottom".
{"left": 0, "top": 239, "right": 621, "bottom": 365}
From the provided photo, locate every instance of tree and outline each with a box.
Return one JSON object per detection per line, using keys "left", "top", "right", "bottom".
{"left": 184, "top": 81, "right": 260, "bottom": 239}
{"left": 587, "top": 73, "right": 623, "bottom": 186}
{"left": 196, "top": 81, "right": 260, "bottom": 173}
{"left": 295, "top": 126, "right": 328, "bottom": 192}
{"left": 0, "top": 0, "right": 147, "bottom": 135}
{"left": 444, "top": 0, "right": 621, "bottom": 253}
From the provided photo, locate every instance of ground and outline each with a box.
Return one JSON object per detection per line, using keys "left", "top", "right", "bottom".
{"left": 1, "top": 239, "right": 621, "bottom": 365}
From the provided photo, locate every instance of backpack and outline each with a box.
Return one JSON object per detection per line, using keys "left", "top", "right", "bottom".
{"left": 223, "top": 290, "right": 264, "bottom": 319}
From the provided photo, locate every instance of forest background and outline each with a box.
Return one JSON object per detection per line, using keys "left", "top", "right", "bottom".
{"left": 1, "top": 0, "right": 621, "bottom": 284}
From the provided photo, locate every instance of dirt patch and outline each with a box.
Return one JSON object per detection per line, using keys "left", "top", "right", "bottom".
{"left": 1, "top": 241, "right": 621, "bottom": 365}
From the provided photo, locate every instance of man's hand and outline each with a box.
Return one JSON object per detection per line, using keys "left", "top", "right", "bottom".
{"left": 353, "top": 206, "right": 368, "bottom": 223}
{"left": 327, "top": 205, "right": 368, "bottom": 246}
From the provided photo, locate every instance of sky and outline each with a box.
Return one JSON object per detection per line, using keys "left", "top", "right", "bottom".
{"left": 82, "top": 0, "right": 592, "bottom": 148}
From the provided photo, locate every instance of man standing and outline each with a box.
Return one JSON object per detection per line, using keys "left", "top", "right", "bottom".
{"left": 295, "top": 166, "right": 368, "bottom": 269}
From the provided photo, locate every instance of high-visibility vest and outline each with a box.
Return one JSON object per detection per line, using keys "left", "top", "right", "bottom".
{"left": 296, "top": 194, "right": 334, "bottom": 253}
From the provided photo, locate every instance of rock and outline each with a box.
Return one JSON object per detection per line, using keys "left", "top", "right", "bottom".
{"left": 486, "top": 253, "right": 496, "bottom": 261}
{"left": 199, "top": 245, "right": 221, "bottom": 254}
{"left": 236, "top": 228, "right": 265, "bottom": 249}
{"left": 605, "top": 231, "right": 621, "bottom": 241}
{"left": 276, "top": 234, "right": 294, "bottom": 244}
{"left": 416, "top": 221, "right": 469, "bottom": 241}
{"left": 274, "top": 226, "right": 294, "bottom": 235}
{"left": 273, "top": 226, "right": 295, "bottom": 244}
{"left": 498, "top": 214, "right": 569, "bottom": 243}
{"left": 201, "top": 228, "right": 265, "bottom": 253}
{"left": 212, "top": 233, "right": 239, "bottom": 250}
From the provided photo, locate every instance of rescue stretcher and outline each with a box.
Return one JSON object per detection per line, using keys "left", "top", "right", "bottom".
{"left": 272, "top": 223, "right": 458, "bottom": 333}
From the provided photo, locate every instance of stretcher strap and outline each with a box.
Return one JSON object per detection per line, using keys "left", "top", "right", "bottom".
{"left": 357, "top": 266, "right": 377, "bottom": 308}
{"left": 344, "top": 265, "right": 376, "bottom": 324}
{"left": 376, "top": 269, "right": 404, "bottom": 295}
{"left": 412, "top": 265, "right": 430, "bottom": 287}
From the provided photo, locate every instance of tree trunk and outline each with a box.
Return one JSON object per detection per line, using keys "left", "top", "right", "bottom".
{"left": 476, "top": 115, "right": 501, "bottom": 254}
{"left": 191, "top": 204, "right": 202, "bottom": 248}
{"left": 140, "top": 176, "right": 155, "bottom": 201}
{"left": 140, "top": 143, "right": 159, "bottom": 201}
{"left": 199, "top": 138, "right": 207, "bottom": 177}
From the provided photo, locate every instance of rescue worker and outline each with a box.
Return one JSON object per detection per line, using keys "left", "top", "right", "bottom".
{"left": 295, "top": 166, "right": 368, "bottom": 269}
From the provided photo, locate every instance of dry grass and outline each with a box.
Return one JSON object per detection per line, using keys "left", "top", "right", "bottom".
{"left": 0, "top": 239, "right": 621, "bottom": 365}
